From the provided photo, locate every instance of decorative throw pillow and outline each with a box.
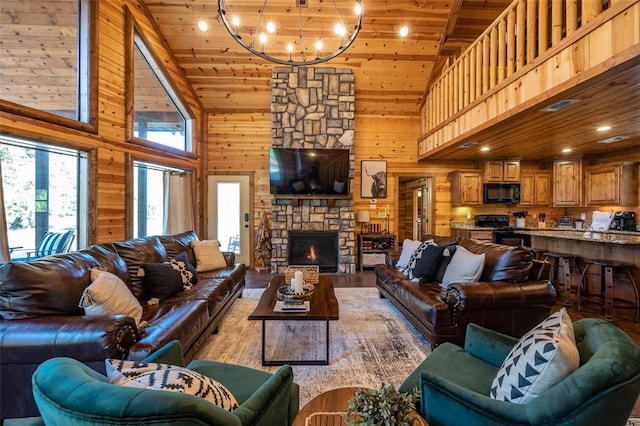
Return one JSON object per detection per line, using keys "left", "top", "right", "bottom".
{"left": 105, "top": 359, "right": 238, "bottom": 411}
{"left": 410, "top": 244, "right": 446, "bottom": 283}
{"left": 490, "top": 308, "right": 579, "bottom": 404}
{"left": 79, "top": 269, "right": 144, "bottom": 326}
{"left": 402, "top": 240, "right": 435, "bottom": 278}
{"left": 440, "top": 245, "right": 485, "bottom": 287}
{"left": 190, "top": 240, "right": 227, "bottom": 272}
{"left": 140, "top": 252, "right": 197, "bottom": 301}
{"left": 434, "top": 244, "right": 457, "bottom": 283}
{"left": 395, "top": 239, "right": 423, "bottom": 270}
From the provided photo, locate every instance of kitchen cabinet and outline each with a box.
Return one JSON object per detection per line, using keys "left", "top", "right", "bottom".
{"left": 484, "top": 160, "right": 520, "bottom": 182}
{"left": 553, "top": 159, "right": 582, "bottom": 207}
{"left": 585, "top": 163, "right": 638, "bottom": 206}
{"left": 452, "top": 228, "right": 494, "bottom": 241}
{"left": 450, "top": 171, "right": 483, "bottom": 206}
{"left": 359, "top": 233, "right": 397, "bottom": 271}
{"left": 520, "top": 171, "right": 551, "bottom": 206}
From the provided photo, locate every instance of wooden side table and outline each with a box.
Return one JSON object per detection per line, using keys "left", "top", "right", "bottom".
{"left": 292, "top": 387, "right": 428, "bottom": 426}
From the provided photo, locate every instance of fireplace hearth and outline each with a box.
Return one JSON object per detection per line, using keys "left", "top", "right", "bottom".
{"left": 288, "top": 231, "right": 339, "bottom": 273}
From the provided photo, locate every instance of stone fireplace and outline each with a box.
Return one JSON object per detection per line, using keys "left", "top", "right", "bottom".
{"left": 270, "top": 66, "right": 356, "bottom": 274}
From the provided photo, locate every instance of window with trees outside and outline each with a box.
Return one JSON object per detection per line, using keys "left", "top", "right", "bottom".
{"left": 1, "top": 137, "right": 88, "bottom": 260}
{"left": 132, "top": 32, "right": 193, "bottom": 152}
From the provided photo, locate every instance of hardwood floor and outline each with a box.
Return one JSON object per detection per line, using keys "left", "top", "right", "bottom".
{"left": 245, "top": 269, "right": 640, "bottom": 345}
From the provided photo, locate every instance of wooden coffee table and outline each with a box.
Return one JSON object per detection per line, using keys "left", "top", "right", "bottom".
{"left": 292, "top": 387, "right": 428, "bottom": 426}
{"left": 248, "top": 274, "right": 339, "bottom": 366}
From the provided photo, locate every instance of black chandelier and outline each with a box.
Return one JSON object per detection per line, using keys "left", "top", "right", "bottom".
{"left": 218, "top": 0, "right": 363, "bottom": 66}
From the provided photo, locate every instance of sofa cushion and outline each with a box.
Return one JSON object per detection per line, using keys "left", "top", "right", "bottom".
{"left": 105, "top": 359, "right": 238, "bottom": 411}
{"left": 191, "top": 240, "right": 227, "bottom": 272}
{"left": 410, "top": 244, "right": 445, "bottom": 283}
{"left": 0, "top": 245, "right": 126, "bottom": 319}
{"left": 441, "top": 245, "right": 485, "bottom": 288}
{"left": 490, "top": 308, "right": 579, "bottom": 403}
{"left": 112, "top": 236, "right": 167, "bottom": 299}
{"left": 458, "top": 239, "right": 532, "bottom": 282}
{"left": 141, "top": 252, "right": 197, "bottom": 301}
{"left": 158, "top": 230, "right": 198, "bottom": 267}
{"left": 396, "top": 239, "right": 423, "bottom": 269}
{"left": 79, "top": 268, "right": 144, "bottom": 326}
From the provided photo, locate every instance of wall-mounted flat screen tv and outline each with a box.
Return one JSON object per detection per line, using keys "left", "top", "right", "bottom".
{"left": 269, "top": 148, "right": 350, "bottom": 195}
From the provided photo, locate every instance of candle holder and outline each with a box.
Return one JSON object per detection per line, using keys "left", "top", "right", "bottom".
{"left": 277, "top": 284, "right": 315, "bottom": 301}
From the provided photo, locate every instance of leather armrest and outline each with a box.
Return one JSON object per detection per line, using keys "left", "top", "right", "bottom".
{"left": 0, "top": 315, "right": 138, "bottom": 363}
{"left": 445, "top": 280, "right": 557, "bottom": 311}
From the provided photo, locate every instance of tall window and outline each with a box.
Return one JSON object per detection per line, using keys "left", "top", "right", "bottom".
{"left": 1, "top": 137, "right": 88, "bottom": 259}
{"left": 132, "top": 32, "right": 193, "bottom": 152}
{"left": 133, "top": 161, "right": 192, "bottom": 238}
{"left": 0, "top": 0, "right": 92, "bottom": 123}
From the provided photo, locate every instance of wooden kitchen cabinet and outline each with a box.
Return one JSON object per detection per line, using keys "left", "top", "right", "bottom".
{"left": 553, "top": 159, "right": 582, "bottom": 207}
{"left": 585, "top": 163, "right": 638, "bottom": 206}
{"left": 520, "top": 171, "right": 551, "bottom": 206}
{"left": 484, "top": 160, "right": 520, "bottom": 182}
{"left": 450, "top": 171, "right": 483, "bottom": 206}
{"left": 452, "top": 228, "right": 494, "bottom": 241}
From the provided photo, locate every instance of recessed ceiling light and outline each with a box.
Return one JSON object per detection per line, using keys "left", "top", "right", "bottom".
{"left": 399, "top": 26, "right": 409, "bottom": 38}
{"left": 596, "top": 125, "right": 612, "bottom": 132}
{"left": 480, "top": 146, "right": 490, "bottom": 152}
{"left": 197, "top": 19, "right": 208, "bottom": 32}
{"left": 562, "top": 148, "right": 573, "bottom": 153}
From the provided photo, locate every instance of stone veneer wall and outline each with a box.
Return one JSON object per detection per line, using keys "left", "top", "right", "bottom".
{"left": 270, "top": 66, "right": 356, "bottom": 274}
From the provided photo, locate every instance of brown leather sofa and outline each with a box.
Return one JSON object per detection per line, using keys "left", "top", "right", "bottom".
{"left": 0, "top": 230, "right": 246, "bottom": 421}
{"left": 376, "top": 237, "right": 557, "bottom": 349}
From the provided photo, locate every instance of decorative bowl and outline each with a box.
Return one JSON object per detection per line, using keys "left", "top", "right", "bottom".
{"left": 277, "top": 284, "right": 315, "bottom": 301}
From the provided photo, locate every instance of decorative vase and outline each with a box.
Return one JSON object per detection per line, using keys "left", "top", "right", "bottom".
{"left": 516, "top": 218, "right": 526, "bottom": 228}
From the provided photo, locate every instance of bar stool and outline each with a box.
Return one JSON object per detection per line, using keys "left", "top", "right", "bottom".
{"left": 578, "top": 259, "right": 639, "bottom": 322}
{"left": 540, "top": 252, "right": 582, "bottom": 307}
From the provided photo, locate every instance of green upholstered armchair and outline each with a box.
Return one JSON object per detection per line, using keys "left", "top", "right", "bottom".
{"left": 31, "top": 341, "right": 299, "bottom": 426}
{"left": 400, "top": 319, "right": 640, "bottom": 426}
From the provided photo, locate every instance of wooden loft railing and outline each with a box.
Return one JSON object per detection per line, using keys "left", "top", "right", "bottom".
{"left": 418, "top": 0, "right": 639, "bottom": 159}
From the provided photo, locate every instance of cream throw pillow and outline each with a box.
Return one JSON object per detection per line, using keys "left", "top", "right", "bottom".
{"left": 79, "top": 269, "right": 144, "bottom": 326}
{"left": 441, "top": 245, "right": 485, "bottom": 287}
{"left": 190, "top": 239, "right": 227, "bottom": 272}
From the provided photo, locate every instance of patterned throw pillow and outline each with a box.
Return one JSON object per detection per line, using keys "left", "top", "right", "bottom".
{"left": 401, "top": 240, "right": 435, "bottom": 278}
{"left": 490, "top": 308, "right": 579, "bottom": 404}
{"left": 395, "top": 239, "right": 423, "bottom": 270}
{"left": 105, "top": 359, "right": 238, "bottom": 411}
{"left": 140, "top": 252, "right": 197, "bottom": 301}
{"left": 409, "top": 244, "right": 446, "bottom": 283}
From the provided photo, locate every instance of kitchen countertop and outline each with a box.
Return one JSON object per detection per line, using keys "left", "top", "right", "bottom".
{"left": 513, "top": 229, "right": 640, "bottom": 245}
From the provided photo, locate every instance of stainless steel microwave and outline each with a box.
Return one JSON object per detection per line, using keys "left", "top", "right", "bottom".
{"left": 483, "top": 183, "right": 520, "bottom": 204}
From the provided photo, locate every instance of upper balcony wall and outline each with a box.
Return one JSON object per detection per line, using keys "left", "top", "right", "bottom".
{"left": 418, "top": 0, "right": 640, "bottom": 159}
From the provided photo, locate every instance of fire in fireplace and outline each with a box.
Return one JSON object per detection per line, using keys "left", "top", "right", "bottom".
{"left": 288, "top": 231, "right": 339, "bottom": 273}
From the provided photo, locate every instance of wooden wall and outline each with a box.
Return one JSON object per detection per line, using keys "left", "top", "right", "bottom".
{"left": 0, "top": 1, "right": 205, "bottom": 244}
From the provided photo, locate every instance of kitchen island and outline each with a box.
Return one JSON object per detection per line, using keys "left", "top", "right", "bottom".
{"left": 515, "top": 229, "right": 639, "bottom": 322}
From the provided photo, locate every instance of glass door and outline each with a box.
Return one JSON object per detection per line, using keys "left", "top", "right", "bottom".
{"left": 207, "top": 174, "right": 251, "bottom": 266}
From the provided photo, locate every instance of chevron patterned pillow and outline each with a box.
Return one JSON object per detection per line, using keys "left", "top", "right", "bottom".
{"left": 106, "top": 359, "right": 238, "bottom": 411}
{"left": 490, "top": 308, "right": 579, "bottom": 404}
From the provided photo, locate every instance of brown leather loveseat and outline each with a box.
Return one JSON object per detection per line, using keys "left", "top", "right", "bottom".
{"left": 376, "top": 237, "right": 557, "bottom": 349}
{"left": 0, "top": 230, "right": 246, "bottom": 421}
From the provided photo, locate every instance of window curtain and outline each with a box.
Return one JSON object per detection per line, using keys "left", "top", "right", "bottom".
{"left": 0, "top": 161, "right": 10, "bottom": 263}
{"left": 163, "top": 171, "right": 195, "bottom": 234}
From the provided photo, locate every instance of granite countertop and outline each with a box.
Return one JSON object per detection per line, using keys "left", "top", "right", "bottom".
{"left": 513, "top": 229, "right": 640, "bottom": 245}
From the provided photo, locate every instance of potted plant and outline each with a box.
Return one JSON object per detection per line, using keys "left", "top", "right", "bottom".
{"left": 513, "top": 211, "right": 528, "bottom": 228}
{"left": 346, "top": 383, "right": 420, "bottom": 426}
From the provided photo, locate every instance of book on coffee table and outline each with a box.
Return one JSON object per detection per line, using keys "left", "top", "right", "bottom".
{"left": 274, "top": 300, "right": 310, "bottom": 312}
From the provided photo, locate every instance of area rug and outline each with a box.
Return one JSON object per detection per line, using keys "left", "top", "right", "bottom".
{"left": 194, "top": 287, "right": 431, "bottom": 406}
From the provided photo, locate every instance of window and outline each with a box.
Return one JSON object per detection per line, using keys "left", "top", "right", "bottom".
{"left": 1, "top": 137, "right": 88, "bottom": 259}
{"left": 0, "top": 0, "right": 93, "bottom": 124}
{"left": 131, "top": 32, "right": 193, "bottom": 152}
{"left": 132, "top": 161, "right": 193, "bottom": 238}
